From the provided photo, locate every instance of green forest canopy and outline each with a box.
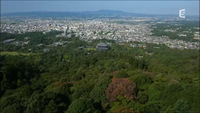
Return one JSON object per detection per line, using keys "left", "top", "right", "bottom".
{"left": 0, "top": 31, "right": 199, "bottom": 113}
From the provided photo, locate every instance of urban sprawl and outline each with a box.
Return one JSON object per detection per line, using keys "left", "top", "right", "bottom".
{"left": 1, "top": 17, "right": 199, "bottom": 50}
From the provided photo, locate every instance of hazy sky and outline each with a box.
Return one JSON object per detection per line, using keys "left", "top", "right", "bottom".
{"left": 1, "top": 1, "right": 199, "bottom": 15}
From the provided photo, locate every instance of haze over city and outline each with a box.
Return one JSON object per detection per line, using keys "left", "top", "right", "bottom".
{"left": 1, "top": 1, "right": 199, "bottom": 16}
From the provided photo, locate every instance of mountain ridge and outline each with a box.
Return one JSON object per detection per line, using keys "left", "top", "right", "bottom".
{"left": 1, "top": 10, "right": 178, "bottom": 18}
{"left": 2, "top": 10, "right": 198, "bottom": 18}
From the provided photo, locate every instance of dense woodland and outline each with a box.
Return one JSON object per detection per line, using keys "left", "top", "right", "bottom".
{"left": 0, "top": 31, "right": 199, "bottom": 113}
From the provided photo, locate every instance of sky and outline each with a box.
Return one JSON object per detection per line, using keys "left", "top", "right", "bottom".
{"left": 1, "top": 1, "right": 199, "bottom": 16}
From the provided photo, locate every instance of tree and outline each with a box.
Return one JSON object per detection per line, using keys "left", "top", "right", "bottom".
{"left": 131, "top": 74, "right": 152, "bottom": 90}
{"left": 173, "top": 100, "right": 190, "bottom": 113}
{"left": 113, "top": 107, "right": 138, "bottom": 113}
{"left": 44, "top": 100, "right": 57, "bottom": 113}
{"left": 66, "top": 98, "right": 98, "bottom": 113}
{"left": 106, "top": 78, "right": 136, "bottom": 101}
{"left": 144, "top": 101, "right": 162, "bottom": 113}
{"left": 138, "top": 91, "right": 148, "bottom": 104}
{"left": 115, "top": 69, "right": 129, "bottom": 78}
{"left": 90, "top": 74, "right": 111, "bottom": 103}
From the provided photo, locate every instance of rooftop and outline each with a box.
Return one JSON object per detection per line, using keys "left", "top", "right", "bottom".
{"left": 97, "top": 42, "right": 108, "bottom": 47}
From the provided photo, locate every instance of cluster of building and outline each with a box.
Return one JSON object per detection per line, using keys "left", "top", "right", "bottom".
{"left": 1, "top": 17, "right": 199, "bottom": 50}
{"left": 1, "top": 17, "right": 67, "bottom": 34}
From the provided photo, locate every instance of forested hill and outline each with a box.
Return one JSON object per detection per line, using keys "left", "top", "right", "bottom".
{"left": 0, "top": 32, "right": 199, "bottom": 113}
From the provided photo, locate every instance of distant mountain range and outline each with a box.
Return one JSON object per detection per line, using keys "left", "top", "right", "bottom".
{"left": 1, "top": 10, "right": 197, "bottom": 18}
